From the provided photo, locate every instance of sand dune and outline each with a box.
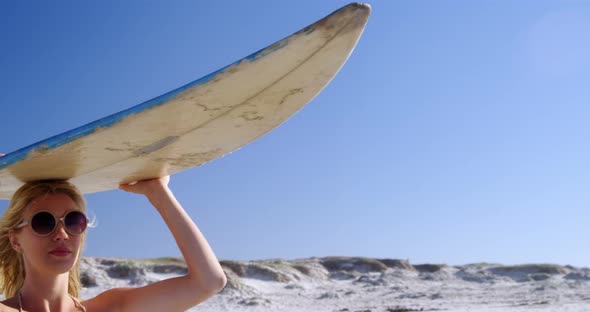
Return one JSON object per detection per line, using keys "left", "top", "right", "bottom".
{"left": 74, "top": 256, "right": 590, "bottom": 311}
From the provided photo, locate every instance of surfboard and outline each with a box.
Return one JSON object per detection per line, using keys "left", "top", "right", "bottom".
{"left": 0, "top": 3, "right": 371, "bottom": 199}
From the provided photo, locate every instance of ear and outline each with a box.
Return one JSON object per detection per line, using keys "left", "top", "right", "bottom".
{"left": 8, "top": 230, "right": 22, "bottom": 253}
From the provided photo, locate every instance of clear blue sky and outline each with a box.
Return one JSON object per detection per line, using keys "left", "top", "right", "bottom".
{"left": 1, "top": 1, "right": 590, "bottom": 267}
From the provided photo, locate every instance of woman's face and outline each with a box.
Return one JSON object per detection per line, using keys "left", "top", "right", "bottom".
{"left": 11, "top": 193, "right": 83, "bottom": 276}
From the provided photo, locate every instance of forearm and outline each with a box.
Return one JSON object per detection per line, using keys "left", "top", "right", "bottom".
{"left": 147, "top": 187, "right": 226, "bottom": 290}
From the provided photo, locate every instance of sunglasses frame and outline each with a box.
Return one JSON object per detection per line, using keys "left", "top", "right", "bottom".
{"left": 15, "top": 210, "right": 89, "bottom": 237}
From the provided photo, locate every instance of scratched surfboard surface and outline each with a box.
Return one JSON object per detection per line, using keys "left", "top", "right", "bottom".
{"left": 0, "top": 3, "right": 370, "bottom": 199}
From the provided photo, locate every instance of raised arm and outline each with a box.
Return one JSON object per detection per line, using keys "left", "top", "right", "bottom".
{"left": 90, "top": 176, "right": 227, "bottom": 312}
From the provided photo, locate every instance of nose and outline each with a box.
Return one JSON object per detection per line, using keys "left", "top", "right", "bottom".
{"left": 52, "top": 222, "right": 70, "bottom": 240}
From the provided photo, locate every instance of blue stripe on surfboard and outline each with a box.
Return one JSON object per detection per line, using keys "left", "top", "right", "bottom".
{"left": 0, "top": 27, "right": 294, "bottom": 170}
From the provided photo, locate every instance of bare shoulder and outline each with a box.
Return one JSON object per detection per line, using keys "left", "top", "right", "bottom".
{"left": 81, "top": 288, "right": 130, "bottom": 312}
{"left": 0, "top": 299, "right": 18, "bottom": 312}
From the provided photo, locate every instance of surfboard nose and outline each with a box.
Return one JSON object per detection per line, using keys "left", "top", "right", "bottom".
{"left": 335, "top": 2, "right": 371, "bottom": 20}
{"left": 349, "top": 2, "right": 372, "bottom": 14}
{"left": 331, "top": 2, "right": 372, "bottom": 18}
{"left": 306, "top": 2, "right": 371, "bottom": 42}
{"left": 341, "top": 2, "right": 372, "bottom": 28}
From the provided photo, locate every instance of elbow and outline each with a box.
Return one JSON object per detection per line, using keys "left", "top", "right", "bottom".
{"left": 204, "top": 272, "right": 227, "bottom": 297}
{"left": 210, "top": 271, "right": 227, "bottom": 293}
{"left": 193, "top": 271, "right": 227, "bottom": 296}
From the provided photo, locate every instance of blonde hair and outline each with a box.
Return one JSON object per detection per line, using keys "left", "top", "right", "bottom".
{"left": 0, "top": 180, "right": 87, "bottom": 298}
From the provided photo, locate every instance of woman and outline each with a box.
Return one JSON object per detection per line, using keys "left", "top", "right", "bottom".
{"left": 0, "top": 172, "right": 227, "bottom": 311}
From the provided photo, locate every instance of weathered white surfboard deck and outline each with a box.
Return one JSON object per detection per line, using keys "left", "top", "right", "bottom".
{"left": 0, "top": 3, "right": 370, "bottom": 199}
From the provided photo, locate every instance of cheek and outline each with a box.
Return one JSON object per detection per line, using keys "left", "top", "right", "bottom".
{"left": 19, "top": 235, "right": 48, "bottom": 258}
{"left": 72, "top": 235, "right": 84, "bottom": 251}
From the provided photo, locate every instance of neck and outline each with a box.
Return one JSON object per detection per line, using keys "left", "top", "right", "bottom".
{"left": 19, "top": 269, "right": 73, "bottom": 312}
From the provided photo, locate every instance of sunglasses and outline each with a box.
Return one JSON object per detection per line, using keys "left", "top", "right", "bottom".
{"left": 16, "top": 210, "right": 88, "bottom": 236}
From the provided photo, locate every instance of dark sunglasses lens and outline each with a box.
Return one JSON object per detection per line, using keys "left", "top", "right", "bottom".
{"left": 31, "top": 212, "right": 56, "bottom": 235}
{"left": 64, "top": 211, "right": 87, "bottom": 234}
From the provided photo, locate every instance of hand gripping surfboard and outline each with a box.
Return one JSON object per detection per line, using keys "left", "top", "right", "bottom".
{"left": 0, "top": 3, "right": 371, "bottom": 199}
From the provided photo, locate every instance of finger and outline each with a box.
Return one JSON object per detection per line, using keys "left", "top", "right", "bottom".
{"left": 118, "top": 183, "right": 138, "bottom": 193}
{"left": 119, "top": 180, "right": 138, "bottom": 188}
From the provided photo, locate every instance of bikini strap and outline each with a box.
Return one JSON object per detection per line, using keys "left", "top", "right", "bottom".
{"left": 17, "top": 291, "right": 23, "bottom": 312}
{"left": 71, "top": 295, "right": 87, "bottom": 312}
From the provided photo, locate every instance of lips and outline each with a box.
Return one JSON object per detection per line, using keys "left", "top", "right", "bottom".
{"left": 49, "top": 247, "right": 72, "bottom": 256}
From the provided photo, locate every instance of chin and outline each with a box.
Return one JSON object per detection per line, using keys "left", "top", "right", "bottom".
{"left": 45, "top": 262, "right": 77, "bottom": 276}
{"left": 45, "top": 253, "right": 79, "bottom": 273}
